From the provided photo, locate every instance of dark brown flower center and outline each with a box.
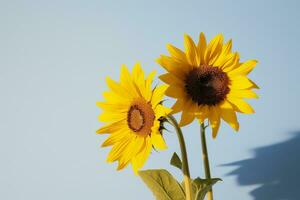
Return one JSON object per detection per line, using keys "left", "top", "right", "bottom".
{"left": 127, "top": 99, "right": 155, "bottom": 136}
{"left": 185, "top": 65, "right": 230, "bottom": 106}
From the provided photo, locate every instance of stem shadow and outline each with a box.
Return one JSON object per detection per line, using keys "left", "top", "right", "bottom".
{"left": 222, "top": 131, "right": 300, "bottom": 200}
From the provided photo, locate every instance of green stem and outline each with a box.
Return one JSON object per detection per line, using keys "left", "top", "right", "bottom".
{"left": 167, "top": 115, "right": 192, "bottom": 200}
{"left": 200, "top": 123, "right": 213, "bottom": 200}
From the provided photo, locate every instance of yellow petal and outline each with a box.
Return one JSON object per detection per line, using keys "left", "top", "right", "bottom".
{"left": 208, "top": 106, "right": 221, "bottom": 138}
{"left": 116, "top": 160, "right": 130, "bottom": 171}
{"left": 102, "top": 91, "right": 130, "bottom": 105}
{"left": 106, "top": 77, "right": 131, "bottom": 98}
{"left": 145, "top": 70, "right": 156, "bottom": 101}
{"left": 106, "top": 134, "right": 133, "bottom": 163}
{"left": 197, "top": 32, "right": 207, "bottom": 65}
{"left": 151, "top": 85, "right": 168, "bottom": 107}
{"left": 117, "top": 136, "right": 144, "bottom": 170}
{"left": 171, "top": 99, "right": 184, "bottom": 114}
{"left": 230, "top": 76, "right": 257, "bottom": 90}
{"left": 131, "top": 137, "right": 152, "bottom": 174}
{"left": 157, "top": 55, "right": 189, "bottom": 78}
{"left": 132, "top": 63, "right": 146, "bottom": 97}
{"left": 222, "top": 39, "right": 232, "bottom": 55}
{"left": 184, "top": 34, "right": 200, "bottom": 66}
{"left": 96, "top": 120, "right": 126, "bottom": 134}
{"left": 159, "top": 73, "right": 183, "bottom": 85}
{"left": 120, "top": 65, "right": 141, "bottom": 98}
{"left": 165, "top": 85, "right": 186, "bottom": 98}
{"left": 167, "top": 44, "right": 188, "bottom": 64}
{"left": 228, "top": 89, "right": 259, "bottom": 99}
{"left": 196, "top": 105, "right": 209, "bottom": 123}
{"left": 154, "top": 104, "right": 172, "bottom": 119}
{"left": 179, "top": 111, "right": 195, "bottom": 127}
{"left": 98, "top": 111, "right": 126, "bottom": 123}
{"left": 215, "top": 52, "right": 235, "bottom": 69}
{"left": 213, "top": 39, "right": 232, "bottom": 67}
{"left": 132, "top": 63, "right": 144, "bottom": 81}
{"left": 96, "top": 102, "right": 128, "bottom": 112}
{"left": 222, "top": 52, "right": 240, "bottom": 72}
{"left": 249, "top": 79, "right": 260, "bottom": 89}
{"left": 151, "top": 131, "right": 167, "bottom": 150}
{"left": 101, "top": 129, "right": 129, "bottom": 147}
{"left": 228, "top": 60, "right": 258, "bottom": 76}
{"left": 178, "top": 100, "right": 198, "bottom": 125}
{"left": 227, "top": 96, "right": 255, "bottom": 114}
{"left": 205, "top": 34, "right": 223, "bottom": 65}
{"left": 219, "top": 100, "right": 239, "bottom": 131}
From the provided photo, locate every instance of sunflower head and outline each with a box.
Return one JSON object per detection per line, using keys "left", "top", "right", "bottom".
{"left": 96, "top": 63, "right": 171, "bottom": 173}
{"left": 157, "top": 33, "right": 259, "bottom": 138}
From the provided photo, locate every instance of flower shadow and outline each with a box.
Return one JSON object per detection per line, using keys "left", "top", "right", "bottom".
{"left": 222, "top": 131, "right": 300, "bottom": 200}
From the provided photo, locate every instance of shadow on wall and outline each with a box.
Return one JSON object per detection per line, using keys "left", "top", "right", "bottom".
{"left": 223, "top": 132, "right": 300, "bottom": 200}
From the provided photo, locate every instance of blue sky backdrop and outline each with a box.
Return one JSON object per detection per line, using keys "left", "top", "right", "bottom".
{"left": 1, "top": 0, "right": 300, "bottom": 199}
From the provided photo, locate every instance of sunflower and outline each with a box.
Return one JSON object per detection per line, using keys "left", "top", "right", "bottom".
{"left": 96, "top": 63, "right": 171, "bottom": 173}
{"left": 157, "top": 33, "right": 258, "bottom": 138}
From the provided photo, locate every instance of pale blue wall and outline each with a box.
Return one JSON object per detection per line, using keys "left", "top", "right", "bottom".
{"left": 1, "top": 0, "right": 300, "bottom": 199}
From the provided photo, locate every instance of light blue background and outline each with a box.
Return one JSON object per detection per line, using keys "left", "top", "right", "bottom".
{"left": 1, "top": 0, "right": 300, "bottom": 199}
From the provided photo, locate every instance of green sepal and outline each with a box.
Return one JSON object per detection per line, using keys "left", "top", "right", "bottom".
{"left": 138, "top": 169, "right": 185, "bottom": 200}
{"left": 170, "top": 152, "right": 182, "bottom": 170}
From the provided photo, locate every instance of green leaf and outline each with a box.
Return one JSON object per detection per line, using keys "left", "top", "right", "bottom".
{"left": 170, "top": 152, "right": 182, "bottom": 170}
{"left": 180, "top": 177, "right": 221, "bottom": 200}
{"left": 192, "top": 177, "right": 222, "bottom": 200}
{"left": 138, "top": 169, "right": 185, "bottom": 200}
